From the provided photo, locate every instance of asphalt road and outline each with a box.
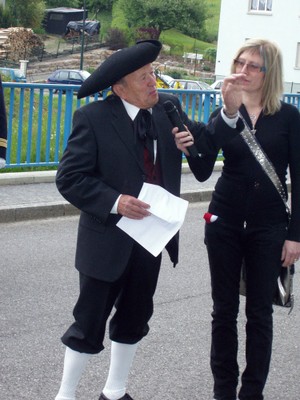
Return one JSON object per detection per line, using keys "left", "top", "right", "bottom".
{"left": 1, "top": 203, "right": 299, "bottom": 400}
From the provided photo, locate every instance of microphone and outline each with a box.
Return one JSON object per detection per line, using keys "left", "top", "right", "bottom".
{"left": 163, "top": 100, "right": 199, "bottom": 158}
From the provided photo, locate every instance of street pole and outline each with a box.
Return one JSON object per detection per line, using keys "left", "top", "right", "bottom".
{"left": 194, "top": 49, "right": 198, "bottom": 76}
{"left": 80, "top": 0, "right": 86, "bottom": 70}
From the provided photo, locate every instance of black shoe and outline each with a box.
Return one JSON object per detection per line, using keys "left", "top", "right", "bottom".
{"left": 99, "top": 393, "right": 134, "bottom": 400}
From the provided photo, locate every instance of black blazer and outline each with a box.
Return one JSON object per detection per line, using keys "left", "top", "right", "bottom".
{"left": 56, "top": 93, "right": 238, "bottom": 281}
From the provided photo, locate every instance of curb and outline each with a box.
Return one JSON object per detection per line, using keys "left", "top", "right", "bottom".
{"left": 0, "top": 161, "right": 224, "bottom": 186}
{"left": 0, "top": 190, "right": 214, "bottom": 224}
{"left": 0, "top": 201, "right": 79, "bottom": 223}
{"left": 0, "top": 162, "right": 219, "bottom": 223}
{"left": 0, "top": 170, "right": 57, "bottom": 186}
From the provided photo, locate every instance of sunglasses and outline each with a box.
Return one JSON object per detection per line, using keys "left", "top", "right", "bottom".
{"left": 233, "top": 59, "right": 266, "bottom": 73}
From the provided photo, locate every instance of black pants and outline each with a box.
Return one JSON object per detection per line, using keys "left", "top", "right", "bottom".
{"left": 205, "top": 218, "right": 287, "bottom": 400}
{"left": 61, "top": 243, "right": 162, "bottom": 354}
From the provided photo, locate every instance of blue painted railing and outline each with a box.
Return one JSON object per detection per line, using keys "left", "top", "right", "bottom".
{"left": 2, "top": 82, "right": 300, "bottom": 169}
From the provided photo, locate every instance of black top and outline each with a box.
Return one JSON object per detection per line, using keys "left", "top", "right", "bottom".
{"left": 207, "top": 102, "right": 300, "bottom": 242}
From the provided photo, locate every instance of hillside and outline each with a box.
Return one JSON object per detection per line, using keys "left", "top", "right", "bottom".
{"left": 27, "top": 0, "right": 221, "bottom": 82}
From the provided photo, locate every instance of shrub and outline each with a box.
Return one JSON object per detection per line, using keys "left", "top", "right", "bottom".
{"left": 104, "top": 28, "right": 129, "bottom": 50}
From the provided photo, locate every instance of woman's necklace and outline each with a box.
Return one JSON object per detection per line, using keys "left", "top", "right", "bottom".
{"left": 249, "top": 113, "right": 257, "bottom": 125}
{"left": 247, "top": 108, "right": 262, "bottom": 134}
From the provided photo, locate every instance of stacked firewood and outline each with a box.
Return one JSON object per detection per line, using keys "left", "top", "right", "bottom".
{"left": 0, "top": 27, "right": 43, "bottom": 62}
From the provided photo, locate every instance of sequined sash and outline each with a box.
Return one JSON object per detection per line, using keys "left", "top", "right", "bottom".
{"left": 239, "top": 113, "right": 290, "bottom": 216}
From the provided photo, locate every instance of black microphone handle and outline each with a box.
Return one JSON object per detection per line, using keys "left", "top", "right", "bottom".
{"left": 163, "top": 100, "right": 199, "bottom": 158}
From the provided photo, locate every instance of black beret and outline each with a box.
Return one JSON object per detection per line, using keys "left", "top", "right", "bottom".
{"left": 77, "top": 39, "right": 162, "bottom": 99}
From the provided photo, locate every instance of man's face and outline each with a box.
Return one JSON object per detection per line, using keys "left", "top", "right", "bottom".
{"left": 113, "top": 64, "right": 158, "bottom": 109}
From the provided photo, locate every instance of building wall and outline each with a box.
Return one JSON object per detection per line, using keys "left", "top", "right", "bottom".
{"left": 44, "top": 9, "right": 86, "bottom": 35}
{"left": 215, "top": 0, "right": 300, "bottom": 92}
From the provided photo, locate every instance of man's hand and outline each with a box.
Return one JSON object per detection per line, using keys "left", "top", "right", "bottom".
{"left": 118, "top": 194, "right": 151, "bottom": 219}
{"left": 172, "top": 126, "right": 195, "bottom": 156}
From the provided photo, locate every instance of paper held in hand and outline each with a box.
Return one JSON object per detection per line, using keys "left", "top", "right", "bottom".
{"left": 117, "top": 183, "right": 189, "bottom": 256}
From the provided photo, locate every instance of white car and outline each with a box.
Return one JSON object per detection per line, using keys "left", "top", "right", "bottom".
{"left": 159, "top": 74, "right": 174, "bottom": 85}
{"left": 210, "top": 79, "right": 224, "bottom": 91}
{"left": 210, "top": 79, "right": 224, "bottom": 105}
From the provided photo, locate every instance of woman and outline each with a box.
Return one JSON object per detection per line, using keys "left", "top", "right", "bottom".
{"left": 191, "top": 39, "right": 300, "bottom": 400}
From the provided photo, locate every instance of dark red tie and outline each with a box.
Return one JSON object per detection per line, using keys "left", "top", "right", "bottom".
{"left": 133, "top": 109, "right": 161, "bottom": 184}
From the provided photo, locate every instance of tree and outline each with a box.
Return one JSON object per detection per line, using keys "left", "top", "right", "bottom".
{"left": 83, "top": 0, "right": 114, "bottom": 12}
{"left": 45, "top": 0, "right": 80, "bottom": 7}
{"left": 0, "top": 5, "right": 14, "bottom": 28}
{"left": 7, "top": 0, "right": 46, "bottom": 29}
{"left": 118, "top": 0, "right": 207, "bottom": 40}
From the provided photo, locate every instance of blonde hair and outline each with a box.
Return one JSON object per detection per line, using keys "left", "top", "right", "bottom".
{"left": 230, "top": 38, "right": 283, "bottom": 115}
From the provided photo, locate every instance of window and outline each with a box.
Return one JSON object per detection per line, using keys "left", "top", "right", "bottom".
{"left": 69, "top": 72, "right": 81, "bottom": 80}
{"left": 49, "top": 13, "right": 64, "bottom": 21}
{"left": 59, "top": 71, "right": 69, "bottom": 80}
{"left": 187, "top": 82, "right": 199, "bottom": 90}
{"left": 250, "top": 0, "right": 272, "bottom": 12}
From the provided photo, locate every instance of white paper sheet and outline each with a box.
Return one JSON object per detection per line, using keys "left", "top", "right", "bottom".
{"left": 116, "top": 183, "right": 189, "bottom": 256}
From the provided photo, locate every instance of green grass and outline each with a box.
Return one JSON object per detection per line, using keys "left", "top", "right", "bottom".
{"left": 160, "top": 0, "right": 221, "bottom": 53}
{"left": 204, "top": 0, "right": 221, "bottom": 42}
{"left": 160, "top": 29, "right": 215, "bottom": 56}
{"left": 2, "top": 88, "right": 79, "bottom": 170}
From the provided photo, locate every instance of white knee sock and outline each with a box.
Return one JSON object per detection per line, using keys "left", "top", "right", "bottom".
{"left": 55, "top": 347, "right": 91, "bottom": 400}
{"left": 102, "top": 341, "right": 138, "bottom": 400}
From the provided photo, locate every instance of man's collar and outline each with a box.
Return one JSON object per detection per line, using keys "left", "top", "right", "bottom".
{"left": 121, "top": 99, "right": 152, "bottom": 120}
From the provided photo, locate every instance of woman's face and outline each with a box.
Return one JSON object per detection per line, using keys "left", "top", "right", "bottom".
{"left": 233, "top": 50, "right": 266, "bottom": 94}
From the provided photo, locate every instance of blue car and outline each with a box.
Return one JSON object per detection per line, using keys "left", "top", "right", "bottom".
{"left": 46, "top": 69, "right": 91, "bottom": 91}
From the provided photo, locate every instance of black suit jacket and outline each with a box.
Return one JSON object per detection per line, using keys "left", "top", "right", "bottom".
{"left": 56, "top": 92, "right": 238, "bottom": 281}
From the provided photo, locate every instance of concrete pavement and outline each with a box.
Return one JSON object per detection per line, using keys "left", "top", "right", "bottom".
{"left": 1, "top": 163, "right": 299, "bottom": 400}
{"left": 0, "top": 163, "right": 222, "bottom": 223}
{"left": 1, "top": 204, "right": 299, "bottom": 400}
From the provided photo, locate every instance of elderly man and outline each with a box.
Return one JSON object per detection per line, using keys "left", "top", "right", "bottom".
{"left": 55, "top": 39, "right": 241, "bottom": 400}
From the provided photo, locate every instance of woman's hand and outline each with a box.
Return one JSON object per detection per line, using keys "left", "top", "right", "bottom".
{"left": 281, "top": 240, "right": 300, "bottom": 267}
{"left": 222, "top": 73, "right": 247, "bottom": 116}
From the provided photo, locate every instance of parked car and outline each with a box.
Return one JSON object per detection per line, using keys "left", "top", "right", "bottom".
{"left": 0, "top": 67, "right": 26, "bottom": 82}
{"left": 210, "top": 79, "right": 224, "bottom": 91}
{"left": 158, "top": 73, "right": 174, "bottom": 85}
{"left": 46, "top": 69, "right": 91, "bottom": 91}
{"left": 210, "top": 79, "right": 223, "bottom": 106}
{"left": 169, "top": 79, "right": 212, "bottom": 91}
{"left": 170, "top": 79, "right": 221, "bottom": 105}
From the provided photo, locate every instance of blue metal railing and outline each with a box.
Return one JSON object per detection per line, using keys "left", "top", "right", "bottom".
{"left": 2, "top": 82, "right": 300, "bottom": 169}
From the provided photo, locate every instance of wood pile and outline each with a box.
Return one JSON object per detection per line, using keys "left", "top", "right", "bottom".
{"left": 0, "top": 27, "right": 43, "bottom": 62}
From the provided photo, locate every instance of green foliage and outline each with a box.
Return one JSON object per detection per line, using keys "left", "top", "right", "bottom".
{"left": 7, "top": 0, "right": 46, "bottom": 29}
{"left": 204, "top": 0, "right": 221, "bottom": 42}
{"left": 84, "top": 0, "right": 114, "bottom": 13}
{"left": 110, "top": 1, "right": 133, "bottom": 43}
{"left": 204, "top": 47, "right": 217, "bottom": 62}
{"left": 97, "top": 10, "right": 113, "bottom": 41}
{"left": 117, "top": 0, "right": 207, "bottom": 40}
{"left": 105, "top": 28, "right": 129, "bottom": 49}
{"left": 0, "top": 5, "right": 14, "bottom": 28}
{"left": 45, "top": 0, "right": 80, "bottom": 6}
{"left": 160, "top": 29, "right": 215, "bottom": 56}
